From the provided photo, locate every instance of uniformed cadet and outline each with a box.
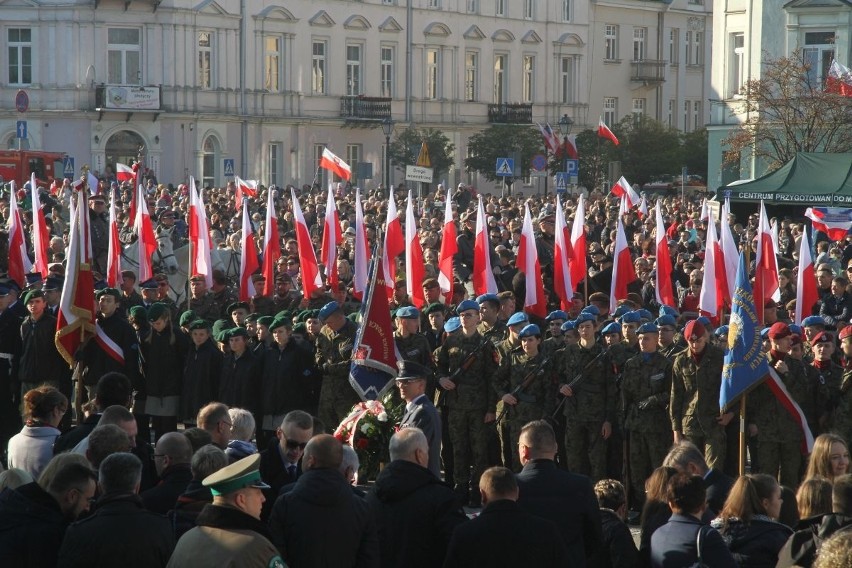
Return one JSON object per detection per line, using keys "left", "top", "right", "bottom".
{"left": 497, "top": 312, "right": 528, "bottom": 362}
{"left": 802, "top": 316, "right": 827, "bottom": 360}
{"left": 153, "top": 273, "right": 180, "bottom": 320}
{"left": 249, "top": 274, "right": 276, "bottom": 317}
{"left": 557, "top": 312, "right": 614, "bottom": 482}
{"left": 670, "top": 320, "right": 731, "bottom": 472}
{"left": 607, "top": 311, "right": 640, "bottom": 482}
{"left": 621, "top": 322, "right": 673, "bottom": 508}
{"left": 315, "top": 301, "right": 359, "bottom": 429}
{"left": 476, "top": 293, "right": 507, "bottom": 346}
{"left": 807, "top": 332, "right": 838, "bottom": 436}
{"left": 544, "top": 310, "right": 568, "bottom": 341}
{"left": 495, "top": 324, "right": 556, "bottom": 471}
{"left": 600, "top": 322, "right": 622, "bottom": 348}
{"left": 561, "top": 320, "right": 579, "bottom": 347}
{"left": 394, "top": 306, "right": 436, "bottom": 398}
{"left": 228, "top": 302, "right": 251, "bottom": 328}
{"left": 422, "top": 303, "right": 446, "bottom": 352}
{"left": 657, "top": 315, "right": 686, "bottom": 360}
{"left": 180, "top": 274, "right": 222, "bottom": 324}
{"left": 835, "top": 326, "right": 852, "bottom": 443}
{"left": 435, "top": 299, "right": 499, "bottom": 506}
{"left": 437, "top": 315, "right": 462, "bottom": 488}
{"left": 166, "top": 454, "right": 285, "bottom": 568}
{"left": 139, "top": 278, "right": 161, "bottom": 309}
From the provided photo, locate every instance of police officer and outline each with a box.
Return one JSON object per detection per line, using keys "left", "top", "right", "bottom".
{"left": 315, "top": 301, "right": 359, "bottom": 429}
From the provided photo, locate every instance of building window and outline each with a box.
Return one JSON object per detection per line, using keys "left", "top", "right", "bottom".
{"left": 669, "top": 29, "right": 679, "bottom": 65}
{"left": 346, "top": 44, "right": 362, "bottom": 96}
{"left": 426, "top": 48, "right": 440, "bottom": 99}
{"left": 804, "top": 31, "right": 835, "bottom": 87}
{"left": 668, "top": 99, "right": 674, "bottom": 128}
{"left": 603, "top": 97, "right": 617, "bottom": 126}
{"left": 312, "top": 41, "right": 326, "bottom": 94}
{"left": 465, "top": 51, "right": 478, "bottom": 101}
{"left": 633, "top": 27, "right": 646, "bottom": 61}
{"left": 686, "top": 31, "right": 703, "bottom": 65}
{"left": 269, "top": 143, "right": 281, "bottom": 187}
{"left": 605, "top": 25, "right": 618, "bottom": 61}
{"left": 202, "top": 136, "right": 219, "bottom": 189}
{"left": 427, "top": 0, "right": 440, "bottom": 8}
{"left": 728, "top": 33, "right": 745, "bottom": 97}
{"left": 559, "top": 56, "right": 575, "bottom": 104}
{"left": 496, "top": 0, "right": 505, "bottom": 16}
{"left": 494, "top": 54, "right": 507, "bottom": 104}
{"left": 632, "top": 98, "right": 645, "bottom": 116}
{"left": 683, "top": 100, "right": 690, "bottom": 132}
{"left": 314, "top": 145, "right": 327, "bottom": 188}
{"left": 380, "top": 46, "right": 394, "bottom": 98}
{"left": 523, "top": 56, "right": 534, "bottom": 103}
{"left": 693, "top": 100, "right": 701, "bottom": 130}
{"left": 7, "top": 28, "right": 32, "bottom": 86}
{"left": 561, "top": 0, "right": 571, "bottom": 22}
{"left": 264, "top": 36, "right": 281, "bottom": 92}
{"left": 466, "top": 0, "right": 478, "bottom": 13}
{"left": 346, "top": 144, "right": 361, "bottom": 183}
{"left": 382, "top": 0, "right": 395, "bottom": 4}
{"left": 107, "top": 28, "right": 141, "bottom": 85}
{"left": 523, "top": 0, "right": 534, "bottom": 20}
{"left": 197, "top": 32, "right": 213, "bottom": 89}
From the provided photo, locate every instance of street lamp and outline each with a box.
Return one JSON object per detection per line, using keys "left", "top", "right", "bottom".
{"left": 381, "top": 117, "right": 394, "bottom": 197}
{"left": 557, "top": 114, "right": 574, "bottom": 196}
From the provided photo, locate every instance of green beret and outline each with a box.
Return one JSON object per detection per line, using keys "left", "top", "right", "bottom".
{"left": 227, "top": 301, "right": 250, "bottom": 314}
{"left": 295, "top": 310, "right": 309, "bottom": 324}
{"left": 23, "top": 289, "right": 45, "bottom": 305}
{"left": 307, "top": 309, "right": 320, "bottom": 320}
{"left": 211, "top": 319, "right": 234, "bottom": 342}
{"left": 188, "top": 319, "right": 209, "bottom": 331}
{"left": 257, "top": 316, "right": 274, "bottom": 328}
{"left": 147, "top": 302, "right": 170, "bottom": 322}
{"left": 292, "top": 322, "right": 307, "bottom": 335}
{"left": 423, "top": 302, "right": 446, "bottom": 316}
{"left": 245, "top": 313, "right": 260, "bottom": 323}
{"left": 227, "top": 327, "right": 250, "bottom": 339}
{"left": 347, "top": 312, "right": 359, "bottom": 323}
{"left": 179, "top": 310, "right": 197, "bottom": 327}
{"left": 275, "top": 310, "right": 292, "bottom": 321}
{"left": 269, "top": 316, "right": 291, "bottom": 331}
{"left": 96, "top": 287, "right": 121, "bottom": 301}
{"left": 128, "top": 306, "right": 148, "bottom": 321}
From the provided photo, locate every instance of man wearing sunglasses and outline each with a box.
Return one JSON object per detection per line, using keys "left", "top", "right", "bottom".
{"left": 259, "top": 409, "right": 313, "bottom": 522}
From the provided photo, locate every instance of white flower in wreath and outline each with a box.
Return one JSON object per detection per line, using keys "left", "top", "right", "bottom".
{"left": 361, "top": 423, "right": 373, "bottom": 435}
{"left": 377, "top": 411, "right": 388, "bottom": 422}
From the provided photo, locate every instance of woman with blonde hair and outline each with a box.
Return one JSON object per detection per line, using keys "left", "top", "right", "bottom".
{"left": 794, "top": 477, "right": 833, "bottom": 534}
{"left": 6, "top": 386, "right": 67, "bottom": 479}
{"left": 804, "top": 433, "right": 850, "bottom": 483}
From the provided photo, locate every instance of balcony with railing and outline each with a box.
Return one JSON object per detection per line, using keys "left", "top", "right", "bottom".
{"left": 487, "top": 103, "right": 533, "bottom": 124}
{"left": 340, "top": 95, "right": 392, "bottom": 121}
{"left": 631, "top": 60, "right": 667, "bottom": 83}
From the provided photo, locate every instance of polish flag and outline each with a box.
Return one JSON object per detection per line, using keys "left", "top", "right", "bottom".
{"left": 569, "top": 194, "right": 587, "bottom": 290}
{"left": 754, "top": 200, "right": 780, "bottom": 324}
{"left": 611, "top": 176, "right": 641, "bottom": 208}
{"left": 437, "top": 188, "right": 458, "bottom": 304}
{"left": 826, "top": 59, "right": 852, "bottom": 97}
{"left": 698, "top": 208, "right": 725, "bottom": 318}
{"left": 115, "top": 162, "right": 134, "bottom": 183}
{"left": 598, "top": 117, "right": 620, "bottom": 145}
{"left": 618, "top": 194, "right": 628, "bottom": 217}
{"left": 133, "top": 182, "right": 157, "bottom": 283}
{"left": 87, "top": 172, "right": 99, "bottom": 196}
{"left": 234, "top": 176, "right": 258, "bottom": 211}
{"left": 655, "top": 199, "right": 676, "bottom": 307}
{"left": 536, "top": 123, "right": 561, "bottom": 154}
{"left": 795, "top": 231, "right": 820, "bottom": 325}
{"left": 261, "top": 188, "right": 281, "bottom": 296}
{"left": 30, "top": 173, "right": 50, "bottom": 278}
{"left": 805, "top": 207, "right": 852, "bottom": 240}
{"left": 238, "top": 202, "right": 260, "bottom": 301}
{"left": 320, "top": 186, "right": 342, "bottom": 291}
{"left": 320, "top": 147, "right": 352, "bottom": 181}
{"left": 563, "top": 134, "right": 579, "bottom": 160}
{"left": 188, "top": 176, "right": 214, "bottom": 289}
{"left": 719, "top": 198, "right": 739, "bottom": 305}
{"left": 609, "top": 215, "right": 637, "bottom": 314}
{"left": 473, "top": 196, "right": 498, "bottom": 295}
{"left": 106, "top": 189, "right": 122, "bottom": 287}
{"left": 352, "top": 189, "right": 369, "bottom": 300}
{"left": 291, "top": 189, "right": 323, "bottom": 300}
{"left": 381, "top": 196, "right": 405, "bottom": 302}
{"left": 406, "top": 191, "right": 426, "bottom": 309}
{"left": 518, "top": 204, "right": 547, "bottom": 317}
{"left": 553, "top": 195, "right": 574, "bottom": 311}
{"left": 637, "top": 195, "right": 648, "bottom": 220}
{"left": 699, "top": 198, "right": 708, "bottom": 221}
{"left": 6, "top": 182, "right": 33, "bottom": 288}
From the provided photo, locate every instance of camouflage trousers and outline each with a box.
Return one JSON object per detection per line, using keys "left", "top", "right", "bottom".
{"left": 756, "top": 438, "right": 802, "bottom": 488}
{"left": 628, "top": 430, "right": 671, "bottom": 506}
{"left": 564, "top": 420, "right": 608, "bottom": 482}
{"left": 448, "top": 409, "right": 490, "bottom": 497}
{"left": 683, "top": 415, "right": 727, "bottom": 472}
{"left": 318, "top": 377, "right": 360, "bottom": 432}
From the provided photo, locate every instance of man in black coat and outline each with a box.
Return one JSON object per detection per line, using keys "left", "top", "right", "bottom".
{"left": 141, "top": 432, "right": 193, "bottom": 514}
{"left": 663, "top": 440, "right": 734, "bottom": 517}
{"left": 515, "top": 420, "right": 602, "bottom": 568}
{"left": 79, "top": 289, "right": 140, "bottom": 396}
{"left": 53, "top": 372, "right": 133, "bottom": 452}
{"left": 57, "top": 452, "right": 175, "bottom": 568}
{"left": 258, "top": 409, "right": 314, "bottom": 522}
{"left": 397, "top": 360, "right": 442, "bottom": 478}
{"left": 0, "top": 283, "right": 23, "bottom": 462}
{"left": 443, "top": 466, "right": 569, "bottom": 567}
{"left": 218, "top": 327, "right": 260, "bottom": 415}
{"left": 268, "top": 434, "right": 379, "bottom": 567}
{"left": 588, "top": 479, "right": 639, "bottom": 568}
{"left": 366, "top": 428, "right": 466, "bottom": 568}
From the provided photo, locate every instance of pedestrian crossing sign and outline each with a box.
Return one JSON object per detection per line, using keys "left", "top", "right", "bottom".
{"left": 224, "top": 159, "right": 235, "bottom": 177}
{"left": 555, "top": 172, "right": 569, "bottom": 193}
{"left": 496, "top": 158, "right": 514, "bottom": 177}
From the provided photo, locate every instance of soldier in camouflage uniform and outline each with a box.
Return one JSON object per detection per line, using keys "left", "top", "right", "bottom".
{"left": 494, "top": 324, "right": 556, "bottom": 471}
{"left": 249, "top": 274, "right": 277, "bottom": 317}
{"left": 179, "top": 274, "right": 223, "bottom": 324}
{"left": 153, "top": 273, "right": 180, "bottom": 320}
{"left": 606, "top": 311, "right": 640, "bottom": 482}
{"left": 657, "top": 315, "right": 685, "bottom": 360}
{"left": 671, "top": 320, "right": 731, "bottom": 472}
{"left": 557, "top": 312, "right": 614, "bottom": 482}
{"left": 807, "top": 332, "right": 838, "bottom": 436}
{"left": 621, "top": 322, "right": 673, "bottom": 508}
{"left": 211, "top": 270, "right": 239, "bottom": 319}
{"left": 435, "top": 300, "right": 498, "bottom": 506}
{"left": 495, "top": 311, "right": 530, "bottom": 466}
{"left": 476, "top": 294, "right": 507, "bottom": 347}
{"left": 834, "top": 326, "right": 852, "bottom": 443}
{"left": 394, "top": 306, "right": 436, "bottom": 399}
{"left": 315, "top": 301, "right": 359, "bottom": 430}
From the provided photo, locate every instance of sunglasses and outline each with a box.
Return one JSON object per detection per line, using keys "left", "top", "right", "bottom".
{"left": 285, "top": 439, "right": 308, "bottom": 450}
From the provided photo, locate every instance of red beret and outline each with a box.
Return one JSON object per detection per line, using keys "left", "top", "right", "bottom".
{"left": 684, "top": 320, "right": 705, "bottom": 341}
{"left": 840, "top": 326, "right": 852, "bottom": 341}
{"left": 811, "top": 331, "right": 832, "bottom": 347}
{"left": 767, "top": 322, "right": 791, "bottom": 340}
{"left": 790, "top": 334, "right": 802, "bottom": 346}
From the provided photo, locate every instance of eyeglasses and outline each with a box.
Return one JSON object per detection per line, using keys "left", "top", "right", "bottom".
{"left": 285, "top": 439, "right": 308, "bottom": 450}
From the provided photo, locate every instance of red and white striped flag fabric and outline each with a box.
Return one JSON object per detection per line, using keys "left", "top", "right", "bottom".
{"left": 618, "top": 194, "right": 628, "bottom": 217}
{"left": 536, "top": 123, "right": 561, "bottom": 154}
{"left": 381, "top": 196, "right": 405, "bottom": 302}
{"left": 188, "top": 176, "right": 214, "bottom": 289}
{"left": 826, "top": 59, "right": 852, "bottom": 97}
{"left": 699, "top": 198, "right": 708, "bottom": 221}
{"left": 698, "top": 208, "right": 724, "bottom": 318}
{"left": 238, "top": 202, "right": 260, "bottom": 301}
{"left": 655, "top": 199, "right": 676, "bottom": 307}
{"left": 517, "top": 204, "right": 547, "bottom": 317}
{"left": 754, "top": 200, "right": 780, "bottom": 323}
{"left": 291, "top": 189, "right": 323, "bottom": 300}
{"left": 106, "top": 189, "right": 122, "bottom": 287}
{"left": 563, "top": 133, "right": 579, "bottom": 160}
{"left": 719, "top": 198, "right": 739, "bottom": 305}
{"left": 261, "top": 187, "right": 281, "bottom": 296}
{"left": 598, "top": 117, "right": 620, "bottom": 145}
{"left": 610, "top": 215, "right": 637, "bottom": 314}
{"left": 133, "top": 182, "right": 157, "bottom": 283}
{"left": 553, "top": 195, "right": 574, "bottom": 311}
{"left": 352, "top": 189, "right": 369, "bottom": 300}
{"left": 795, "top": 231, "right": 820, "bottom": 325}
{"left": 87, "top": 172, "right": 99, "bottom": 196}
{"left": 6, "top": 182, "right": 32, "bottom": 288}
{"left": 320, "top": 186, "right": 342, "bottom": 291}
{"left": 611, "top": 176, "right": 641, "bottom": 208}
{"left": 766, "top": 367, "right": 815, "bottom": 454}
{"left": 30, "top": 172, "right": 50, "bottom": 279}
{"left": 234, "top": 176, "right": 258, "bottom": 211}
{"left": 473, "top": 196, "right": 498, "bottom": 296}
{"left": 115, "top": 162, "right": 134, "bottom": 183}
{"left": 437, "top": 188, "right": 457, "bottom": 304}
{"left": 805, "top": 207, "right": 852, "bottom": 240}
{"left": 320, "top": 147, "right": 352, "bottom": 181}
{"left": 637, "top": 194, "right": 648, "bottom": 220}
{"left": 405, "top": 191, "right": 426, "bottom": 308}
{"left": 569, "top": 194, "right": 587, "bottom": 290}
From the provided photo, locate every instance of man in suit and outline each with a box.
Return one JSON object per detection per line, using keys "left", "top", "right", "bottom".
{"left": 396, "top": 360, "right": 442, "bottom": 479}
{"left": 258, "top": 409, "right": 314, "bottom": 522}
{"left": 443, "top": 466, "right": 569, "bottom": 567}
{"left": 663, "top": 440, "right": 734, "bottom": 517}
{"left": 515, "top": 420, "right": 602, "bottom": 568}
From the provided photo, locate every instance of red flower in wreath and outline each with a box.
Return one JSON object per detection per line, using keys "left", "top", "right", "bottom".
{"left": 355, "top": 437, "right": 370, "bottom": 450}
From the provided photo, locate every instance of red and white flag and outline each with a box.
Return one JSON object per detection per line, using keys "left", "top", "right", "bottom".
{"left": 115, "top": 162, "right": 134, "bottom": 183}
{"left": 106, "top": 189, "right": 122, "bottom": 287}
{"left": 618, "top": 194, "right": 628, "bottom": 217}
{"left": 437, "top": 188, "right": 457, "bottom": 304}
{"left": 698, "top": 208, "right": 725, "bottom": 318}
{"left": 352, "top": 189, "right": 369, "bottom": 301}
{"left": 795, "top": 231, "right": 820, "bottom": 325}
{"left": 655, "top": 199, "right": 676, "bottom": 307}
{"left": 598, "top": 117, "right": 620, "bottom": 145}
{"left": 536, "top": 123, "right": 561, "bottom": 154}
{"left": 291, "top": 189, "right": 323, "bottom": 300}
{"left": 637, "top": 195, "right": 648, "bottom": 220}
{"left": 188, "top": 176, "right": 214, "bottom": 289}
{"left": 320, "top": 186, "right": 342, "bottom": 291}
{"left": 30, "top": 173, "right": 50, "bottom": 278}
{"left": 805, "top": 207, "right": 852, "bottom": 240}
{"left": 133, "top": 182, "right": 157, "bottom": 283}
{"left": 238, "top": 202, "right": 260, "bottom": 301}
{"left": 553, "top": 195, "right": 574, "bottom": 311}
{"left": 234, "top": 176, "right": 258, "bottom": 211}
{"left": 405, "top": 191, "right": 426, "bottom": 309}
{"left": 381, "top": 196, "right": 405, "bottom": 302}
{"left": 719, "top": 198, "right": 739, "bottom": 305}
{"left": 699, "top": 198, "right": 708, "bottom": 221}
{"left": 611, "top": 176, "right": 641, "bottom": 208}
{"left": 261, "top": 188, "right": 281, "bottom": 297}
{"left": 826, "top": 59, "right": 852, "bottom": 97}
{"left": 569, "top": 194, "right": 587, "bottom": 290}
{"left": 473, "top": 196, "right": 498, "bottom": 296}
{"left": 6, "top": 182, "right": 32, "bottom": 288}
{"left": 766, "top": 367, "right": 815, "bottom": 454}
{"left": 563, "top": 134, "right": 579, "bottom": 160}
{"left": 87, "top": 172, "right": 99, "bottom": 196}
{"left": 754, "top": 200, "right": 780, "bottom": 323}
{"left": 517, "top": 204, "right": 547, "bottom": 317}
{"left": 320, "top": 147, "right": 352, "bottom": 181}
{"left": 610, "top": 215, "right": 636, "bottom": 314}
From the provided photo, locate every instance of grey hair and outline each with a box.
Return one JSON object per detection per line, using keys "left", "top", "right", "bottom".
{"left": 99, "top": 452, "right": 142, "bottom": 494}
{"left": 191, "top": 444, "right": 228, "bottom": 480}
{"left": 389, "top": 428, "right": 427, "bottom": 462}
{"left": 281, "top": 410, "right": 313, "bottom": 432}
{"left": 340, "top": 444, "right": 360, "bottom": 477}
{"left": 662, "top": 441, "right": 708, "bottom": 474}
{"left": 228, "top": 408, "right": 256, "bottom": 442}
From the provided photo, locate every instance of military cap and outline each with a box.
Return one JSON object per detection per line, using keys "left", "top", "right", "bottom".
{"left": 518, "top": 324, "right": 541, "bottom": 339}
{"left": 613, "top": 305, "right": 632, "bottom": 318}
{"left": 760, "top": 327, "right": 771, "bottom": 340}
{"left": 695, "top": 316, "right": 711, "bottom": 327}
{"left": 575, "top": 313, "right": 596, "bottom": 326}
{"left": 767, "top": 322, "right": 791, "bottom": 340}
{"left": 619, "top": 311, "right": 642, "bottom": 324}
{"left": 189, "top": 274, "right": 206, "bottom": 283}
{"left": 244, "top": 313, "right": 260, "bottom": 323}
{"left": 147, "top": 303, "right": 170, "bottom": 321}
{"left": 42, "top": 276, "right": 63, "bottom": 292}
{"left": 581, "top": 305, "right": 601, "bottom": 317}
{"left": 456, "top": 299, "right": 479, "bottom": 314}
{"left": 0, "top": 284, "right": 11, "bottom": 297}
{"left": 802, "top": 316, "right": 827, "bottom": 328}
{"left": 250, "top": 273, "right": 265, "bottom": 283}
{"left": 24, "top": 273, "right": 42, "bottom": 288}
{"left": 811, "top": 331, "right": 832, "bottom": 347}
{"left": 203, "top": 454, "right": 270, "bottom": 497}
{"left": 269, "top": 316, "right": 291, "bottom": 331}
{"left": 601, "top": 322, "right": 621, "bottom": 335}
{"left": 257, "top": 316, "right": 274, "bottom": 328}
{"left": 507, "top": 312, "right": 529, "bottom": 327}
{"left": 318, "top": 301, "right": 342, "bottom": 321}
{"left": 140, "top": 278, "right": 159, "bottom": 291}
{"left": 560, "top": 320, "right": 576, "bottom": 333}
{"left": 188, "top": 320, "right": 209, "bottom": 331}
{"left": 120, "top": 270, "right": 137, "bottom": 281}
{"left": 394, "top": 279, "right": 406, "bottom": 290}
{"left": 159, "top": 209, "right": 175, "bottom": 219}
{"left": 683, "top": 320, "right": 706, "bottom": 340}
{"left": 714, "top": 325, "right": 729, "bottom": 337}
{"left": 307, "top": 309, "right": 321, "bottom": 321}
{"left": 96, "top": 287, "right": 121, "bottom": 301}
{"left": 179, "top": 310, "right": 197, "bottom": 327}
{"left": 292, "top": 322, "right": 307, "bottom": 335}
{"left": 788, "top": 324, "right": 803, "bottom": 337}
{"left": 23, "top": 289, "right": 45, "bottom": 304}
{"left": 444, "top": 317, "right": 462, "bottom": 333}
{"left": 3, "top": 280, "right": 21, "bottom": 293}
{"left": 128, "top": 306, "right": 148, "bottom": 321}
{"left": 227, "top": 301, "right": 250, "bottom": 315}
{"left": 211, "top": 319, "right": 234, "bottom": 342}
{"left": 396, "top": 360, "right": 432, "bottom": 381}
{"left": 476, "top": 293, "right": 500, "bottom": 307}
{"left": 275, "top": 310, "right": 292, "bottom": 321}
{"left": 545, "top": 310, "right": 568, "bottom": 322}
{"left": 154, "top": 273, "right": 169, "bottom": 283}
{"left": 659, "top": 305, "right": 679, "bottom": 317}
{"left": 637, "top": 309, "right": 654, "bottom": 323}
{"left": 88, "top": 193, "right": 106, "bottom": 202}
{"left": 637, "top": 322, "right": 659, "bottom": 335}
{"left": 422, "top": 278, "right": 440, "bottom": 290}
{"left": 840, "top": 325, "right": 852, "bottom": 341}
{"left": 227, "top": 327, "right": 250, "bottom": 339}
{"left": 656, "top": 315, "right": 677, "bottom": 328}
{"left": 93, "top": 279, "right": 108, "bottom": 291}
{"left": 395, "top": 306, "right": 420, "bottom": 319}
{"left": 423, "top": 303, "right": 445, "bottom": 316}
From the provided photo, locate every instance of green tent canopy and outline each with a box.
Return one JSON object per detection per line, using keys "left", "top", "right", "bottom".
{"left": 717, "top": 152, "right": 852, "bottom": 206}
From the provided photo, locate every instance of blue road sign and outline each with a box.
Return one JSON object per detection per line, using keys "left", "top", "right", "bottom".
{"left": 496, "top": 157, "right": 514, "bottom": 177}
{"left": 63, "top": 157, "right": 75, "bottom": 178}
{"left": 565, "top": 159, "right": 579, "bottom": 176}
{"left": 223, "top": 159, "right": 235, "bottom": 177}
{"left": 16, "top": 120, "right": 27, "bottom": 139}
{"left": 555, "top": 172, "right": 569, "bottom": 193}
{"left": 531, "top": 154, "right": 547, "bottom": 172}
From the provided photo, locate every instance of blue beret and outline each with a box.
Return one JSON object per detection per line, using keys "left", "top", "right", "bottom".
{"left": 395, "top": 306, "right": 420, "bottom": 319}
{"left": 637, "top": 322, "right": 659, "bottom": 335}
{"left": 581, "top": 305, "right": 601, "bottom": 316}
{"left": 575, "top": 313, "right": 596, "bottom": 325}
{"left": 139, "top": 278, "right": 158, "bottom": 290}
{"left": 655, "top": 315, "right": 677, "bottom": 327}
{"left": 802, "top": 316, "right": 826, "bottom": 328}
{"left": 601, "top": 322, "right": 621, "bottom": 335}
{"left": 546, "top": 310, "right": 568, "bottom": 322}
{"left": 619, "top": 311, "right": 642, "bottom": 324}
{"left": 318, "top": 301, "right": 342, "bottom": 320}
{"left": 696, "top": 316, "right": 711, "bottom": 326}
{"left": 637, "top": 309, "right": 654, "bottom": 322}
{"left": 561, "top": 320, "right": 576, "bottom": 332}
{"left": 476, "top": 293, "right": 500, "bottom": 306}
{"left": 788, "top": 324, "right": 803, "bottom": 337}
{"left": 444, "top": 317, "right": 461, "bottom": 333}
{"left": 613, "top": 305, "right": 632, "bottom": 318}
{"left": 518, "top": 324, "right": 541, "bottom": 339}
{"left": 456, "top": 299, "right": 480, "bottom": 314}
{"left": 714, "top": 325, "right": 729, "bottom": 337}
{"left": 659, "top": 305, "right": 679, "bottom": 317}
{"left": 760, "top": 327, "right": 770, "bottom": 339}
{"left": 507, "top": 312, "right": 529, "bottom": 327}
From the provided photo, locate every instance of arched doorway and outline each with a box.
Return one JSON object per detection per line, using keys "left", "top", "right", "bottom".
{"left": 105, "top": 130, "right": 145, "bottom": 176}
{"left": 202, "top": 135, "right": 220, "bottom": 189}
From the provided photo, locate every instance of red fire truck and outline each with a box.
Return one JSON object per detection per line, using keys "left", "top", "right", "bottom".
{"left": 0, "top": 150, "right": 66, "bottom": 187}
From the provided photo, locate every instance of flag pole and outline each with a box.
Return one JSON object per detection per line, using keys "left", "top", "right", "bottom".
{"left": 739, "top": 394, "right": 747, "bottom": 476}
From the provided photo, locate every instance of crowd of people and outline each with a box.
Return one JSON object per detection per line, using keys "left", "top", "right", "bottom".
{"left": 0, "top": 172, "right": 851, "bottom": 566}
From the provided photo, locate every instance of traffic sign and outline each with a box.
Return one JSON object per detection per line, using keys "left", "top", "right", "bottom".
{"left": 405, "top": 165, "right": 433, "bottom": 183}
{"left": 16, "top": 120, "right": 27, "bottom": 139}
{"left": 496, "top": 157, "right": 514, "bottom": 177}
{"left": 531, "top": 154, "right": 547, "bottom": 172}
{"left": 555, "top": 173, "right": 569, "bottom": 193}
{"left": 15, "top": 90, "right": 28, "bottom": 113}
{"left": 223, "top": 159, "right": 235, "bottom": 177}
{"left": 416, "top": 143, "right": 432, "bottom": 168}
{"left": 565, "top": 159, "right": 579, "bottom": 176}
{"left": 63, "top": 157, "right": 75, "bottom": 178}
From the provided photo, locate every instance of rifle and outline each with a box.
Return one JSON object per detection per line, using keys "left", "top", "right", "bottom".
{"left": 495, "top": 354, "right": 551, "bottom": 425}
{"left": 550, "top": 345, "right": 611, "bottom": 419}
{"left": 435, "top": 337, "right": 491, "bottom": 407}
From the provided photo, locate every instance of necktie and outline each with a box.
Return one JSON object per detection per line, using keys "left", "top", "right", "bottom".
{"left": 288, "top": 464, "right": 297, "bottom": 478}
